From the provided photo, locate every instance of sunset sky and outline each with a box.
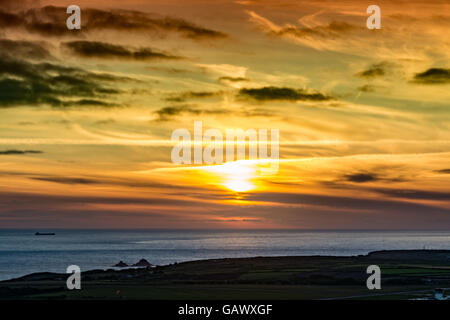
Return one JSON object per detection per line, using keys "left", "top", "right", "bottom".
{"left": 0, "top": 0, "right": 449, "bottom": 229}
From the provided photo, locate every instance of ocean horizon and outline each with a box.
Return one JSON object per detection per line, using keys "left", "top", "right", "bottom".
{"left": 1, "top": 229, "right": 450, "bottom": 281}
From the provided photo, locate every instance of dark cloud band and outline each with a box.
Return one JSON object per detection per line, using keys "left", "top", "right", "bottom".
{"left": 0, "top": 6, "right": 227, "bottom": 40}
{"left": 413, "top": 68, "right": 450, "bottom": 84}
{"left": 239, "top": 86, "right": 332, "bottom": 102}
{"left": 0, "top": 54, "right": 121, "bottom": 108}
{"left": 0, "top": 150, "right": 42, "bottom": 155}
{"left": 62, "top": 41, "right": 182, "bottom": 61}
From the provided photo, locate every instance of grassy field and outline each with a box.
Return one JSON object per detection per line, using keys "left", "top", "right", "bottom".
{"left": 1, "top": 250, "right": 450, "bottom": 300}
{"left": 23, "top": 284, "right": 435, "bottom": 300}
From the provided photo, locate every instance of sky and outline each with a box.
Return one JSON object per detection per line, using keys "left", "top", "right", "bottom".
{"left": 0, "top": 0, "right": 449, "bottom": 229}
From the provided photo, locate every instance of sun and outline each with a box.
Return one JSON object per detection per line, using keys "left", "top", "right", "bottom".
{"left": 201, "top": 160, "right": 257, "bottom": 192}
{"left": 224, "top": 178, "right": 255, "bottom": 192}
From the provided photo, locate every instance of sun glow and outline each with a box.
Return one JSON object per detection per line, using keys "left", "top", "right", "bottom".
{"left": 201, "top": 161, "right": 257, "bottom": 192}
{"left": 224, "top": 178, "right": 255, "bottom": 192}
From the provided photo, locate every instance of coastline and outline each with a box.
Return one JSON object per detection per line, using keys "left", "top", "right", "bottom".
{"left": 3, "top": 228, "right": 450, "bottom": 282}
{"left": 2, "top": 250, "right": 450, "bottom": 300}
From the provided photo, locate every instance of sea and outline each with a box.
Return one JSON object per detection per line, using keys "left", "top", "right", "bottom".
{"left": 1, "top": 229, "right": 450, "bottom": 281}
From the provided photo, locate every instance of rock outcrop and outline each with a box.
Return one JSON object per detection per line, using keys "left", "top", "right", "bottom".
{"left": 132, "top": 259, "right": 152, "bottom": 267}
{"left": 113, "top": 261, "right": 128, "bottom": 267}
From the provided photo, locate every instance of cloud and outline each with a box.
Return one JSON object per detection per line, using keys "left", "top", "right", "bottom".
{"left": 0, "top": 6, "right": 74, "bottom": 36}
{"left": 218, "top": 76, "right": 249, "bottom": 83}
{"left": 0, "top": 10, "right": 22, "bottom": 28}
{"left": 154, "top": 102, "right": 276, "bottom": 121}
{"left": 246, "top": 9, "right": 450, "bottom": 61}
{"left": 0, "top": 39, "right": 52, "bottom": 60}
{"left": 71, "top": 99, "right": 114, "bottom": 107}
{"left": 248, "top": 10, "right": 356, "bottom": 39}
{"left": 218, "top": 76, "right": 250, "bottom": 87}
{"left": 356, "top": 63, "right": 388, "bottom": 78}
{"left": 197, "top": 64, "right": 247, "bottom": 78}
{"left": 338, "top": 170, "right": 406, "bottom": 184}
{"left": 0, "top": 0, "right": 39, "bottom": 12}
{"left": 436, "top": 169, "right": 450, "bottom": 174}
{"left": 0, "top": 6, "right": 227, "bottom": 40}
{"left": 369, "top": 188, "right": 450, "bottom": 201}
{"left": 24, "top": 174, "right": 216, "bottom": 196}
{"left": 165, "top": 91, "right": 222, "bottom": 102}
{"left": 32, "top": 177, "right": 97, "bottom": 184}
{"left": 247, "top": 11, "right": 362, "bottom": 52}
{"left": 241, "top": 107, "right": 274, "bottom": 117}
{"left": 155, "top": 105, "right": 201, "bottom": 120}
{"left": 154, "top": 104, "right": 227, "bottom": 121}
{"left": 343, "top": 173, "right": 378, "bottom": 183}
{"left": 0, "top": 150, "right": 42, "bottom": 155}
{"left": 62, "top": 41, "right": 182, "bottom": 61}
{"left": 94, "top": 118, "right": 116, "bottom": 125}
{"left": 147, "top": 66, "right": 193, "bottom": 74}
{"left": 0, "top": 190, "right": 204, "bottom": 211}
{"left": 274, "top": 21, "right": 356, "bottom": 39}
{"left": 357, "top": 85, "right": 377, "bottom": 93}
{"left": 238, "top": 86, "right": 332, "bottom": 102}
{"left": 0, "top": 54, "right": 122, "bottom": 108}
{"left": 209, "top": 217, "right": 262, "bottom": 222}
{"left": 83, "top": 8, "right": 227, "bottom": 40}
{"left": 412, "top": 68, "right": 450, "bottom": 84}
{"left": 244, "top": 191, "right": 448, "bottom": 215}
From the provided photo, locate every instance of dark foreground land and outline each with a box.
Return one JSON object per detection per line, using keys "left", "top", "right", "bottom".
{"left": 2, "top": 250, "right": 450, "bottom": 300}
